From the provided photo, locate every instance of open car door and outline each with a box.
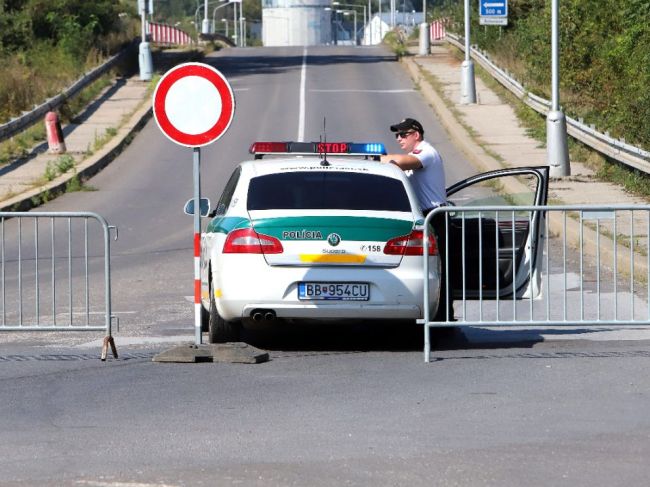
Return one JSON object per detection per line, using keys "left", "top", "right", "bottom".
{"left": 442, "top": 166, "right": 549, "bottom": 300}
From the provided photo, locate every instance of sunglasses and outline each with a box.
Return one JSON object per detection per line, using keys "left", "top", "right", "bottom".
{"left": 395, "top": 131, "right": 415, "bottom": 139}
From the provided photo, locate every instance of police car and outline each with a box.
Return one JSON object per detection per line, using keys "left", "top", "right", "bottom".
{"left": 189, "top": 141, "right": 549, "bottom": 343}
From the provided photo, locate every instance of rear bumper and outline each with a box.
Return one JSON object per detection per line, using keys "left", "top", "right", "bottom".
{"left": 242, "top": 303, "right": 422, "bottom": 319}
{"left": 212, "top": 256, "right": 440, "bottom": 321}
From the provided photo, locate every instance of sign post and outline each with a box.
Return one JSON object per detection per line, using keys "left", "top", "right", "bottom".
{"left": 152, "top": 63, "right": 235, "bottom": 345}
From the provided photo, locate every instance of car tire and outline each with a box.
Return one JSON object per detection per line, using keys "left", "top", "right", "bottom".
{"left": 208, "top": 286, "right": 240, "bottom": 343}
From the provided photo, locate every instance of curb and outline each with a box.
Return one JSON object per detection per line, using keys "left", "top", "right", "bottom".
{"left": 0, "top": 99, "right": 153, "bottom": 213}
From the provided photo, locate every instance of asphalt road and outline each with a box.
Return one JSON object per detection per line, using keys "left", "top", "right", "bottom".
{"left": 1, "top": 46, "right": 650, "bottom": 486}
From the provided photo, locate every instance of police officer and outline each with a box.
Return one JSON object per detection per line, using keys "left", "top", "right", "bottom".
{"left": 381, "top": 118, "right": 454, "bottom": 321}
{"left": 380, "top": 118, "right": 447, "bottom": 213}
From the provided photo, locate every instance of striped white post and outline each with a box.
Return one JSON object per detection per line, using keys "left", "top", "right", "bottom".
{"left": 430, "top": 19, "right": 446, "bottom": 41}
{"left": 147, "top": 21, "right": 193, "bottom": 46}
{"left": 193, "top": 148, "right": 202, "bottom": 345}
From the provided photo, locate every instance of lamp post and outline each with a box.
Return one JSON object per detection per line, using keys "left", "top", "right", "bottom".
{"left": 212, "top": 2, "right": 232, "bottom": 34}
{"left": 221, "top": 18, "right": 228, "bottom": 37}
{"left": 345, "top": 4, "right": 367, "bottom": 45}
{"left": 138, "top": 0, "right": 153, "bottom": 81}
{"left": 334, "top": 2, "right": 366, "bottom": 44}
{"left": 418, "top": 0, "right": 429, "bottom": 55}
{"left": 342, "top": 10, "right": 358, "bottom": 45}
{"left": 241, "top": 17, "right": 247, "bottom": 46}
{"left": 239, "top": 12, "right": 244, "bottom": 47}
{"left": 368, "top": 0, "right": 372, "bottom": 44}
{"left": 202, "top": 0, "right": 211, "bottom": 34}
{"left": 459, "top": 0, "right": 476, "bottom": 104}
{"left": 547, "top": 0, "right": 570, "bottom": 176}
{"left": 233, "top": 1, "right": 238, "bottom": 46}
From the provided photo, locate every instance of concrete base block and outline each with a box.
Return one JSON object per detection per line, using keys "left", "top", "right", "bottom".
{"left": 152, "top": 342, "right": 269, "bottom": 364}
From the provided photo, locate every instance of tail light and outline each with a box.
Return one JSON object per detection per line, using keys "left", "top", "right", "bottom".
{"left": 384, "top": 230, "right": 437, "bottom": 256}
{"left": 223, "top": 228, "right": 283, "bottom": 254}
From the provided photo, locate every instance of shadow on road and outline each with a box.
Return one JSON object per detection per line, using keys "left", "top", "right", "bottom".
{"left": 238, "top": 320, "right": 545, "bottom": 353}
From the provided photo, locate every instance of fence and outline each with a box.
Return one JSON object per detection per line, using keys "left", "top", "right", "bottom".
{"left": 445, "top": 33, "right": 650, "bottom": 175}
{"left": 0, "top": 212, "right": 118, "bottom": 360}
{"left": 147, "top": 22, "right": 194, "bottom": 46}
{"left": 422, "top": 205, "right": 650, "bottom": 362}
{"left": 430, "top": 19, "right": 447, "bottom": 41}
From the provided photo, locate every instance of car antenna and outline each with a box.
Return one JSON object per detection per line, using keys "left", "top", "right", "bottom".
{"left": 320, "top": 117, "right": 330, "bottom": 166}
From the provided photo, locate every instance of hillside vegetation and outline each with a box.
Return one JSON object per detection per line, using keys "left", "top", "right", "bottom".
{"left": 0, "top": 0, "right": 137, "bottom": 124}
{"left": 437, "top": 0, "right": 650, "bottom": 151}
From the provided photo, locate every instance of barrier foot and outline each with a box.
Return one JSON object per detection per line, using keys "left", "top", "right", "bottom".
{"left": 101, "top": 336, "right": 118, "bottom": 361}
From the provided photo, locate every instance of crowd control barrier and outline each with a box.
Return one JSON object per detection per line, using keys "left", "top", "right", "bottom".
{"left": 422, "top": 205, "right": 650, "bottom": 362}
{"left": 0, "top": 212, "right": 118, "bottom": 360}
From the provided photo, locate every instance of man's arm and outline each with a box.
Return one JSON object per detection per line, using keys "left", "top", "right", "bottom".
{"left": 380, "top": 153, "right": 423, "bottom": 170}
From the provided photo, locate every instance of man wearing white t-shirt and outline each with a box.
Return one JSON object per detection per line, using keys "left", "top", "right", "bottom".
{"left": 380, "top": 118, "right": 447, "bottom": 213}
{"left": 381, "top": 118, "right": 454, "bottom": 322}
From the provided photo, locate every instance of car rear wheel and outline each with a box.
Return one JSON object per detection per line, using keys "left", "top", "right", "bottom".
{"left": 208, "top": 285, "right": 240, "bottom": 343}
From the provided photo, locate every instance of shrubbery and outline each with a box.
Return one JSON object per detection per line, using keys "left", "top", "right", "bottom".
{"left": 437, "top": 0, "right": 650, "bottom": 150}
{"left": 0, "top": 0, "right": 138, "bottom": 123}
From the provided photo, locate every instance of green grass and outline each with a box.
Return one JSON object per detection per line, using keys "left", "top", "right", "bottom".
{"left": 43, "top": 154, "right": 76, "bottom": 182}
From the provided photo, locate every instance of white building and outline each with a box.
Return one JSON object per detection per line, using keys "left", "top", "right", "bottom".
{"left": 262, "top": 0, "right": 332, "bottom": 46}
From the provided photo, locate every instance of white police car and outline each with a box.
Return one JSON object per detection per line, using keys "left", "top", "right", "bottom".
{"left": 190, "top": 141, "right": 548, "bottom": 343}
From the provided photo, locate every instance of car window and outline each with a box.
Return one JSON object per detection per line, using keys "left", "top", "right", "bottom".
{"left": 215, "top": 167, "right": 241, "bottom": 215}
{"left": 447, "top": 173, "right": 539, "bottom": 216}
{"left": 247, "top": 172, "right": 411, "bottom": 211}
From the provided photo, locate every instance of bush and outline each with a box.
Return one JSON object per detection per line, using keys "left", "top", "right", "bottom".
{"left": 438, "top": 0, "right": 650, "bottom": 150}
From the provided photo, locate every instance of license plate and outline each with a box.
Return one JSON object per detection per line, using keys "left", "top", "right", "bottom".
{"left": 298, "top": 282, "right": 369, "bottom": 301}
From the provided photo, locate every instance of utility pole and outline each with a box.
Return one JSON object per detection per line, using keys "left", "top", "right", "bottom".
{"left": 138, "top": 0, "right": 153, "bottom": 81}
{"left": 459, "top": 0, "right": 476, "bottom": 104}
{"left": 547, "top": 0, "right": 570, "bottom": 176}
{"left": 202, "top": 0, "right": 211, "bottom": 34}
{"left": 418, "top": 0, "right": 429, "bottom": 55}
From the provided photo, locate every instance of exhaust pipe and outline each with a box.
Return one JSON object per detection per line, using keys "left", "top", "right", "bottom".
{"left": 251, "top": 309, "right": 276, "bottom": 322}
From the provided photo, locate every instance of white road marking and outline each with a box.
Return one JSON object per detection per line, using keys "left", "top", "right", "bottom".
{"left": 77, "top": 335, "right": 194, "bottom": 348}
{"left": 298, "top": 47, "right": 307, "bottom": 141}
{"left": 310, "top": 89, "right": 415, "bottom": 93}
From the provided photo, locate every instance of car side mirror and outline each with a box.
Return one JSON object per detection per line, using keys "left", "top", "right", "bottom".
{"left": 184, "top": 198, "right": 211, "bottom": 217}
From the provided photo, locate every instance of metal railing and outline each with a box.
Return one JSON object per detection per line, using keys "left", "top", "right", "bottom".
{"left": 0, "top": 43, "right": 135, "bottom": 144}
{"left": 445, "top": 33, "right": 650, "bottom": 174}
{"left": 422, "top": 205, "right": 650, "bottom": 362}
{"left": 0, "top": 212, "right": 118, "bottom": 359}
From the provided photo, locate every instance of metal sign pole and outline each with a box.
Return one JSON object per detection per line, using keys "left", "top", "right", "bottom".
{"left": 193, "top": 147, "right": 202, "bottom": 345}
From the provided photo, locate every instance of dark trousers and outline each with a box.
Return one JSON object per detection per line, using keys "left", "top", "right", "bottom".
{"left": 423, "top": 206, "right": 455, "bottom": 321}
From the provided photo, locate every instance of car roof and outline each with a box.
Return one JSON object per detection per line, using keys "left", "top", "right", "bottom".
{"left": 239, "top": 157, "right": 404, "bottom": 179}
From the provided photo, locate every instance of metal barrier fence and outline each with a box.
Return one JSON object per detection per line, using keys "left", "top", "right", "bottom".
{"left": 0, "top": 212, "right": 118, "bottom": 359}
{"left": 422, "top": 205, "right": 650, "bottom": 362}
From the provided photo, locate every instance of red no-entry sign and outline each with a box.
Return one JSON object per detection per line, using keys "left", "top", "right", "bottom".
{"left": 153, "top": 62, "right": 235, "bottom": 147}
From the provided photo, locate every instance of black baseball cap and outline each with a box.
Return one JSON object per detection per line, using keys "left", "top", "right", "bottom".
{"left": 390, "top": 118, "right": 424, "bottom": 135}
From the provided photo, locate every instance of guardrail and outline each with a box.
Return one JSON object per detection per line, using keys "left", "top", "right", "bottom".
{"left": 0, "top": 43, "right": 135, "bottom": 144}
{"left": 446, "top": 33, "right": 650, "bottom": 174}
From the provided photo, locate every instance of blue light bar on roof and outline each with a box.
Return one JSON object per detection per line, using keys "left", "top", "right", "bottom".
{"left": 348, "top": 143, "right": 386, "bottom": 155}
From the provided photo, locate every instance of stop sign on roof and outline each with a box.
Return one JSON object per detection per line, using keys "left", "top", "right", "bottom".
{"left": 153, "top": 62, "right": 235, "bottom": 148}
